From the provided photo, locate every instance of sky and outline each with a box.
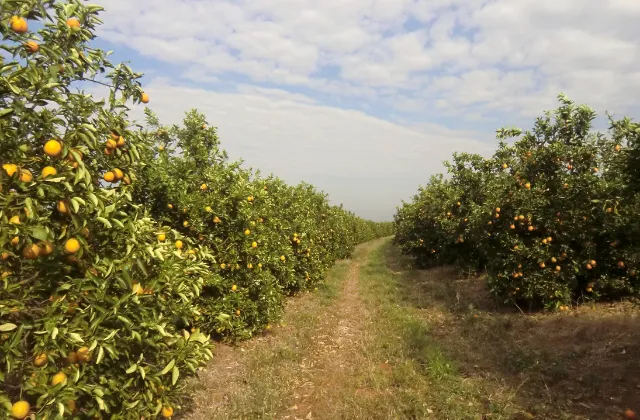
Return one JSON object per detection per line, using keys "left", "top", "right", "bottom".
{"left": 89, "top": 0, "right": 640, "bottom": 221}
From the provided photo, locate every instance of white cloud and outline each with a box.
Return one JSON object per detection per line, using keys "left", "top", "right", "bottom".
{"left": 88, "top": 0, "right": 640, "bottom": 219}
{"left": 121, "top": 80, "right": 493, "bottom": 220}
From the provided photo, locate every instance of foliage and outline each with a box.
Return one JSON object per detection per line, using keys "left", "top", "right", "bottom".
{"left": 0, "top": 1, "right": 390, "bottom": 418}
{"left": 394, "top": 94, "right": 640, "bottom": 308}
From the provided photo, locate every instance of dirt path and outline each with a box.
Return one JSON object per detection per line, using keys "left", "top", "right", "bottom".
{"left": 182, "top": 238, "right": 640, "bottom": 419}
{"left": 183, "top": 238, "right": 384, "bottom": 420}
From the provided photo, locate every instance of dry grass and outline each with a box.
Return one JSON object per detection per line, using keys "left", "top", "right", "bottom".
{"left": 387, "top": 246, "right": 640, "bottom": 419}
{"left": 179, "top": 240, "right": 640, "bottom": 419}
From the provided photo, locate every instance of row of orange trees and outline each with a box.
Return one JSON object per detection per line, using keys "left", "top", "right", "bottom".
{"left": 394, "top": 94, "right": 640, "bottom": 309}
{"left": 0, "top": 1, "right": 391, "bottom": 419}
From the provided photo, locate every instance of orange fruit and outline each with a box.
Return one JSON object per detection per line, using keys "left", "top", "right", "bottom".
{"left": 140, "top": 92, "right": 149, "bottom": 103}
{"left": 3, "top": 163, "right": 18, "bottom": 176}
{"left": 9, "top": 215, "right": 20, "bottom": 224}
{"left": 113, "top": 168, "right": 124, "bottom": 180}
{"left": 66, "top": 18, "right": 81, "bottom": 28}
{"left": 76, "top": 346, "right": 90, "bottom": 362}
{"left": 618, "top": 261, "right": 626, "bottom": 268}
{"left": 105, "top": 139, "right": 117, "bottom": 149}
{"left": 586, "top": 263, "right": 593, "bottom": 270}
{"left": 200, "top": 183, "right": 207, "bottom": 191}
{"left": 34, "top": 353, "right": 48, "bottom": 367}
{"left": 231, "top": 285, "right": 237, "bottom": 292}
{"left": 244, "top": 229, "right": 250, "bottom": 235}
{"left": 167, "top": 203, "right": 173, "bottom": 209}
{"left": 175, "top": 240, "right": 183, "bottom": 249}
{"left": 19, "top": 169, "right": 33, "bottom": 183}
{"left": 161, "top": 406, "right": 174, "bottom": 418}
{"left": 42, "top": 166, "right": 57, "bottom": 179}
{"left": 22, "top": 243, "right": 41, "bottom": 260}
{"left": 615, "top": 144, "right": 621, "bottom": 152}
{"left": 57, "top": 200, "right": 69, "bottom": 214}
{"left": 116, "top": 136, "right": 125, "bottom": 147}
{"left": 10, "top": 16, "right": 28, "bottom": 33}
{"left": 64, "top": 238, "right": 80, "bottom": 254}
{"left": 624, "top": 409, "right": 637, "bottom": 419}
{"left": 39, "top": 241, "right": 54, "bottom": 256}
{"left": 11, "top": 400, "right": 30, "bottom": 419}
{"left": 524, "top": 182, "right": 531, "bottom": 189}
{"left": 157, "top": 233, "right": 166, "bottom": 242}
{"left": 252, "top": 241, "right": 258, "bottom": 248}
{"left": 220, "top": 263, "right": 226, "bottom": 269}
{"left": 51, "top": 371, "right": 67, "bottom": 386}
{"left": 25, "top": 41, "right": 39, "bottom": 53}
{"left": 280, "top": 255, "right": 286, "bottom": 261}
{"left": 103, "top": 171, "right": 115, "bottom": 182}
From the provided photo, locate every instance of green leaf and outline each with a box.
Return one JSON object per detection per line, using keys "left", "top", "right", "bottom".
{"left": 125, "top": 364, "right": 137, "bottom": 374}
{"left": 171, "top": 366, "right": 179, "bottom": 385}
{"left": 160, "top": 359, "right": 175, "bottom": 375}
{"left": 0, "top": 323, "right": 17, "bottom": 332}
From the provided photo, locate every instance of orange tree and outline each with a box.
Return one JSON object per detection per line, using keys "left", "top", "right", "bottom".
{"left": 132, "top": 110, "right": 392, "bottom": 340}
{"left": 394, "top": 94, "right": 640, "bottom": 308}
{"left": 0, "top": 1, "right": 213, "bottom": 418}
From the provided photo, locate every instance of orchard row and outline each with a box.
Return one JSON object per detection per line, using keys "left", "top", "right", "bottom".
{"left": 0, "top": 2, "right": 391, "bottom": 419}
{"left": 394, "top": 94, "right": 640, "bottom": 309}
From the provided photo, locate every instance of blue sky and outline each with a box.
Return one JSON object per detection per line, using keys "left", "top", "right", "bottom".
{"left": 90, "top": 0, "right": 640, "bottom": 221}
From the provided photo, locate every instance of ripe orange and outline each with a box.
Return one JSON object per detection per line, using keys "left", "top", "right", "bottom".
{"left": 528, "top": 226, "right": 534, "bottom": 232}
{"left": 524, "top": 182, "right": 531, "bottom": 189}
{"left": 252, "top": 241, "right": 258, "bottom": 248}
{"left": 66, "top": 18, "right": 81, "bottom": 28}
{"left": 157, "top": 233, "right": 166, "bottom": 242}
{"left": 589, "top": 260, "right": 596, "bottom": 266}
{"left": 39, "top": 241, "right": 54, "bottom": 256}
{"left": 167, "top": 203, "right": 173, "bottom": 209}
{"left": 539, "top": 262, "right": 546, "bottom": 268}
{"left": 244, "top": 229, "right": 250, "bottom": 235}
{"left": 116, "top": 136, "right": 125, "bottom": 148}
{"left": 34, "top": 353, "right": 48, "bottom": 367}
{"left": 42, "top": 166, "right": 57, "bottom": 179}
{"left": 175, "top": 240, "right": 183, "bottom": 249}
{"left": 551, "top": 257, "right": 557, "bottom": 263}
{"left": 10, "top": 16, "right": 28, "bottom": 33}
{"left": 22, "top": 244, "right": 41, "bottom": 260}
{"left": 25, "top": 41, "right": 39, "bottom": 53}
{"left": 161, "top": 406, "right": 174, "bottom": 418}
{"left": 9, "top": 215, "right": 20, "bottom": 224}
{"left": 220, "top": 263, "right": 226, "bottom": 269}
{"left": 236, "top": 310, "right": 241, "bottom": 316}
{"left": 19, "top": 169, "right": 33, "bottom": 183}
{"left": 624, "top": 409, "right": 637, "bottom": 419}
{"left": 103, "top": 171, "right": 115, "bottom": 182}
{"left": 213, "top": 216, "right": 221, "bottom": 224}
{"left": 502, "top": 163, "right": 508, "bottom": 169}
{"left": 200, "top": 183, "right": 207, "bottom": 191}
{"left": 140, "top": 92, "right": 149, "bottom": 103}
{"left": 57, "top": 200, "right": 69, "bottom": 214}
{"left": 51, "top": 371, "right": 67, "bottom": 386}
{"left": 495, "top": 207, "right": 501, "bottom": 213}
{"left": 586, "top": 263, "right": 593, "bottom": 270}
{"left": 618, "top": 261, "right": 626, "bottom": 268}
{"left": 555, "top": 266, "right": 561, "bottom": 271}
{"left": 231, "top": 284, "right": 237, "bottom": 291}
{"left": 76, "top": 346, "right": 90, "bottom": 362}
{"left": 113, "top": 168, "right": 124, "bottom": 180}
{"left": 280, "top": 255, "right": 286, "bottom": 261}
{"left": 106, "top": 139, "right": 117, "bottom": 149}
{"left": 3, "top": 163, "right": 18, "bottom": 176}
{"left": 64, "top": 238, "right": 80, "bottom": 254}
{"left": 615, "top": 144, "right": 622, "bottom": 152}
{"left": 11, "top": 401, "right": 30, "bottom": 419}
